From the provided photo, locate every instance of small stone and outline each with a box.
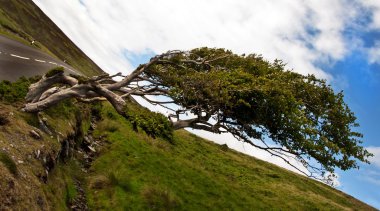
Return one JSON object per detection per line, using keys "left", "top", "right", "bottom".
{"left": 87, "top": 146, "right": 96, "bottom": 152}
{"left": 35, "top": 149, "right": 41, "bottom": 158}
{"left": 29, "top": 130, "right": 41, "bottom": 139}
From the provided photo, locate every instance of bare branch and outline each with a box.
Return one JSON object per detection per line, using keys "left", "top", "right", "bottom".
{"left": 25, "top": 73, "right": 78, "bottom": 103}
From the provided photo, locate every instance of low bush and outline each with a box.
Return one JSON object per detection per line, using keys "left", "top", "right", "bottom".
{"left": 125, "top": 106, "right": 173, "bottom": 141}
{"left": 0, "top": 76, "right": 40, "bottom": 103}
{"left": 45, "top": 66, "right": 64, "bottom": 78}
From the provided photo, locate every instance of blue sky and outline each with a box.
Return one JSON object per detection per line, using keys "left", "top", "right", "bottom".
{"left": 33, "top": 0, "right": 380, "bottom": 208}
{"left": 326, "top": 49, "right": 380, "bottom": 208}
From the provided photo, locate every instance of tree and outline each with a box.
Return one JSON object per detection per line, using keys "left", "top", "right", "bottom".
{"left": 23, "top": 47, "right": 372, "bottom": 183}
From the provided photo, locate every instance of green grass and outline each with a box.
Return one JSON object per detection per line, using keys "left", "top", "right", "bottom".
{"left": 0, "top": 151, "right": 18, "bottom": 176}
{"left": 42, "top": 160, "right": 84, "bottom": 210}
{"left": 84, "top": 103, "right": 374, "bottom": 210}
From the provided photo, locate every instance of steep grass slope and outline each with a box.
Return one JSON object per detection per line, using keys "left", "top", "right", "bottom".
{"left": 0, "top": 77, "right": 375, "bottom": 210}
{"left": 0, "top": 0, "right": 103, "bottom": 76}
{"left": 81, "top": 103, "right": 376, "bottom": 210}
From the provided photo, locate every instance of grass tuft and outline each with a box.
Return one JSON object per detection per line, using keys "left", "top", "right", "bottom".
{"left": 141, "top": 186, "right": 181, "bottom": 210}
{"left": 0, "top": 151, "right": 18, "bottom": 176}
{"left": 0, "top": 112, "right": 9, "bottom": 125}
{"left": 107, "top": 172, "right": 131, "bottom": 192}
{"left": 45, "top": 66, "right": 64, "bottom": 78}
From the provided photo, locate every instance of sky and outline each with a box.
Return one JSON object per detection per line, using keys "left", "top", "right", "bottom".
{"left": 33, "top": 0, "right": 380, "bottom": 208}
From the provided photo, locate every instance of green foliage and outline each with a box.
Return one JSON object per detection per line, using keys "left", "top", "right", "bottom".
{"left": 0, "top": 76, "right": 40, "bottom": 103}
{"left": 146, "top": 47, "right": 372, "bottom": 173}
{"left": 125, "top": 104, "right": 173, "bottom": 141}
{"left": 45, "top": 66, "right": 64, "bottom": 78}
{"left": 0, "top": 151, "right": 18, "bottom": 176}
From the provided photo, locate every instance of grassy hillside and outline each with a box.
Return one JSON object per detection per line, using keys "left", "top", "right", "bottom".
{"left": 0, "top": 1, "right": 376, "bottom": 210}
{"left": 81, "top": 103, "right": 375, "bottom": 210}
{"left": 0, "top": 0, "right": 103, "bottom": 76}
{"left": 0, "top": 77, "right": 375, "bottom": 210}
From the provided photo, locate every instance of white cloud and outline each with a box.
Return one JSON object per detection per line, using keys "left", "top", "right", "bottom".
{"left": 362, "top": 0, "right": 380, "bottom": 30}
{"left": 367, "top": 146, "right": 380, "bottom": 168}
{"left": 359, "top": 1, "right": 380, "bottom": 64}
{"left": 368, "top": 41, "right": 380, "bottom": 64}
{"left": 33, "top": 0, "right": 361, "bottom": 80}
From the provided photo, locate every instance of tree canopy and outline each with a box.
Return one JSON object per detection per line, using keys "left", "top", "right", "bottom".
{"left": 23, "top": 47, "right": 372, "bottom": 182}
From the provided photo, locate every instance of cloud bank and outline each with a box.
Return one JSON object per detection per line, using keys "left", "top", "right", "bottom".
{"left": 368, "top": 146, "right": 380, "bottom": 169}
{"left": 33, "top": 0, "right": 369, "bottom": 79}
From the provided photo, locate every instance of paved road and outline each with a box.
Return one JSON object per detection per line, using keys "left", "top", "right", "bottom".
{"left": 0, "top": 35, "right": 78, "bottom": 81}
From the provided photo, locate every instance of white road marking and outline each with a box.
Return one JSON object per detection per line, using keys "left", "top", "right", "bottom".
{"left": 34, "top": 59, "right": 46, "bottom": 63}
{"left": 10, "top": 54, "right": 30, "bottom": 60}
{"left": 48, "top": 61, "right": 57, "bottom": 65}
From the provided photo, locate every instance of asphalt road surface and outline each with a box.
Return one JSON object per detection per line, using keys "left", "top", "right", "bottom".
{"left": 0, "top": 35, "right": 78, "bottom": 81}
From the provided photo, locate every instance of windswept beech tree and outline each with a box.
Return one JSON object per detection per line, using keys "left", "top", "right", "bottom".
{"left": 23, "top": 48, "right": 372, "bottom": 183}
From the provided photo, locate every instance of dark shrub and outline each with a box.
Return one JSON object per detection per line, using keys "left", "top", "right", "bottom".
{"left": 45, "top": 66, "right": 64, "bottom": 77}
{"left": 0, "top": 76, "right": 40, "bottom": 103}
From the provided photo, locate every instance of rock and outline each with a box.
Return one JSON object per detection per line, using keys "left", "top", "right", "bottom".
{"left": 35, "top": 150, "right": 40, "bottom": 159}
{"left": 90, "top": 122, "right": 96, "bottom": 130}
{"left": 17, "top": 160, "right": 24, "bottom": 164}
{"left": 29, "top": 130, "right": 41, "bottom": 140}
{"left": 83, "top": 136, "right": 91, "bottom": 144}
{"left": 87, "top": 146, "right": 96, "bottom": 153}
